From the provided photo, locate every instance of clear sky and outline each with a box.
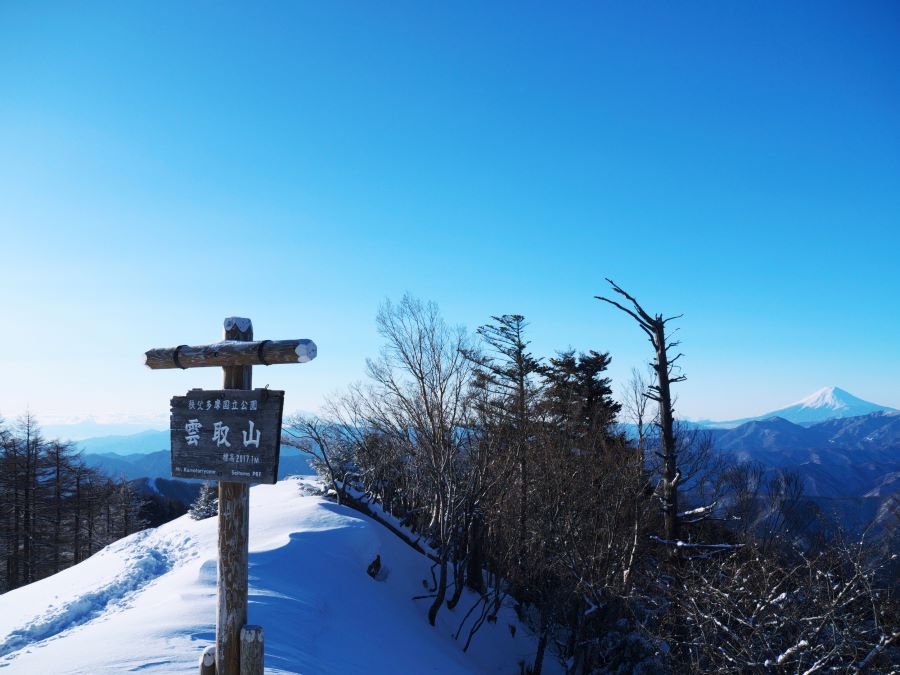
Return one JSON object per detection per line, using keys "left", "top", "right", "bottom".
{"left": 1, "top": 1, "right": 898, "bottom": 430}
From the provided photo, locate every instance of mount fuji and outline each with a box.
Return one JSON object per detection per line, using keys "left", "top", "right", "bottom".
{"left": 707, "top": 386, "right": 896, "bottom": 428}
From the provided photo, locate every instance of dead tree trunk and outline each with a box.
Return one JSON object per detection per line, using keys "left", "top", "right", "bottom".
{"left": 596, "top": 279, "right": 685, "bottom": 542}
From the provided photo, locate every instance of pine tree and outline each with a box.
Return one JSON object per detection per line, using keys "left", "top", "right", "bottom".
{"left": 468, "top": 314, "right": 541, "bottom": 551}
{"left": 540, "top": 349, "right": 621, "bottom": 453}
{"left": 189, "top": 482, "right": 218, "bottom": 520}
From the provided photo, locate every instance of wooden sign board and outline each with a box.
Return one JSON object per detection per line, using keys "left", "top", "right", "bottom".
{"left": 170, "top": 388, "right": 285, "bottom": 484}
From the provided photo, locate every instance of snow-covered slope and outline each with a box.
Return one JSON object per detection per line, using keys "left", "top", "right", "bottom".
{"left": 709, "top": 386, "right": 896, "bottom": 428}
{"left": 0, "top": 478, "right": 542, "bottom": 674}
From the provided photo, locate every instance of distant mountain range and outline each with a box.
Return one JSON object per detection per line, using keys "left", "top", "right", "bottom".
{"left": 82, "top": 448, "right": 315, "bottom": 482}
{"left": 67, "top": 425, "right": 315, "bottom": 482}
{"left": 703, "top": 386, "right": 896, "bottom": 428}
{"left": 707, "top": 409, "right": 899, "bottom": 533}
{"left": 64, "top": 387, "right": 894, "bottom": 455}
{"left": 41, "top": 419, "right": 167, "bottom": 442}
{"left": 712, "top": 410, "right": 900, "bottom": 457}
{"left": 710, "top": 410, "right": 899, "bottom": 483}
{"left": 610, "top": 386, "right": 899, "bottom": 535}
{"left": 75, "top": 429, "right": 170, "bottom": 456}
{"left": 64, "top": 386, "right": 897, "bottom": 532}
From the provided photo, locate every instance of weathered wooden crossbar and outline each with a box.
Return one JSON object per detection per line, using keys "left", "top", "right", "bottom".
{"left": 144, "top": 338, "right": 316, "bottom": 370}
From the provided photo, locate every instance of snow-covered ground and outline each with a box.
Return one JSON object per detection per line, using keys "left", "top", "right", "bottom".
{"left": 0, "top": 477, "right": 544, "bottom": 674}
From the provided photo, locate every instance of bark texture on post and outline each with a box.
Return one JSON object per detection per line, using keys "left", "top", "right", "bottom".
{"left": 239, "top": 625, "right": 264, "bottom": 675}
{"left": 217, "top": 318, "right": 253, "bottom": 675}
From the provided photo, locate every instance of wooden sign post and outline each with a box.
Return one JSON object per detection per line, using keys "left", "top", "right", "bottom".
{"left": 145, "top": 318, "right": 316, "bottom": 675}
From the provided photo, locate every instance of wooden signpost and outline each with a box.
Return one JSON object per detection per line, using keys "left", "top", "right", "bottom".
{"left": 145, "top": 317, "right": 316, "bottom": 675}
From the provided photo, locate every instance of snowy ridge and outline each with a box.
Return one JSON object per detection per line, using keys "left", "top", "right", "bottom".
{"left": 0, "top": 477, "right": 545, "bottom": 674}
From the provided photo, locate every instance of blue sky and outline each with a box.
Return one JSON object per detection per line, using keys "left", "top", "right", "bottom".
{"left": 1, "top": 1, "right": 898, "bottom": 428}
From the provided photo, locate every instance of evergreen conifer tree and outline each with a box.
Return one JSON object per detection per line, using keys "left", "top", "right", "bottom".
{"left": 188, "top": 482, "right": 218, "bottom": 520}
{"left": 540, "top": 349, "right": 621, "bottom": 452}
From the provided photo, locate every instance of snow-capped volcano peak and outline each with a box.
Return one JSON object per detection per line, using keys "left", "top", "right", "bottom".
{"left": 791, "top": 386, "right": 855, "bottom": 411}
{"left": 708, "top": 387, "right": 896, "bottom": 428}
{"left": 761, "top": 386, "right": 894, "bottom": 425}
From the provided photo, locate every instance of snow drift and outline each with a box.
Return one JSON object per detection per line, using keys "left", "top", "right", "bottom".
{"left": 0, "top": 477, "right": 542, "bottom": 674}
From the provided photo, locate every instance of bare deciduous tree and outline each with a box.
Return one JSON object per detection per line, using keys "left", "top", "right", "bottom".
{"left": 361, "top": 294, "right": 475, "bottom": 626}
{"left": 622, "top": 366, "right": 653, "bottom": 459}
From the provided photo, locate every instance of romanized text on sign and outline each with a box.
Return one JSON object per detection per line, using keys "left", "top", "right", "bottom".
{"left": 170, "top": 388, "right": 285, "bottom": 484}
